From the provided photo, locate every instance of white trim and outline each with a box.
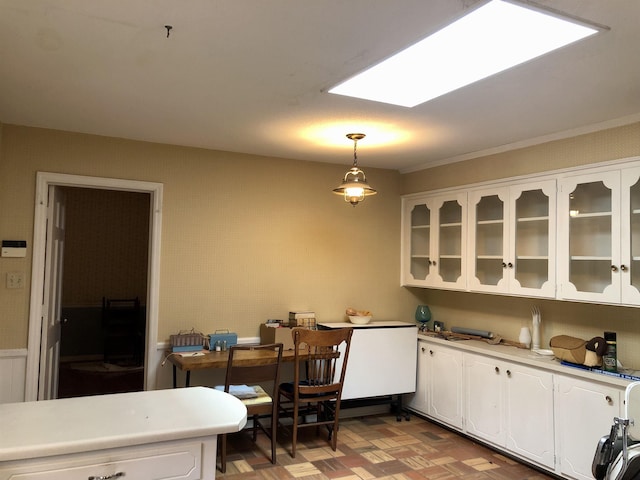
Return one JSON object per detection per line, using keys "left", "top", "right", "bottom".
{"left": 25, "top": 173, "right": 163, "bottom": 401}
{"left": 0, "top": 349, "right": 28, "bottom": 358}
{"left": 401, "top": 155, "right": 640, "bottom": 199}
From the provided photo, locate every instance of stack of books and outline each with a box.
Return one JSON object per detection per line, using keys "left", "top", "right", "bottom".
{"left": 288, "top": 311, "right": 316, "bottom": 329}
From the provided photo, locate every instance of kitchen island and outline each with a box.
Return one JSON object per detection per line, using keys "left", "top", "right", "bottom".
{"left": 0, "top": 387, "right": 246, "bottom": 479}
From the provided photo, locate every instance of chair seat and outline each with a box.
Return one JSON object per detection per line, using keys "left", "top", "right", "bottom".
{"left": 280, "top": 381, "right": 339, "bottom": 399}
{"left": 241, "top": 385, "right": 272, "bottom": 407}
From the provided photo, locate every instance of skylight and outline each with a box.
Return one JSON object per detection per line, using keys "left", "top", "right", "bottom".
{"left": 328, "top": 0, "right": 599, "bottom": 108}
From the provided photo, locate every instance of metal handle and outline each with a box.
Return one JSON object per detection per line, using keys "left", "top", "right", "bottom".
{"left": 502, "top": 262, "right": 507, "bottom": 268}
{"left": 494, "top": 366, "right": 500, "bottom": 374}
{"left": 429, "top": 350, "right": 434, "bottom": 356}
{"left": 606, "top": 395, "right": 613, "bottom": 404}
{"left": 89, "top": 473, "right": 125, "bottom": 480}
{"left": 506, "top": 370, "right": 512, "bottom": 377}
{"left": 421, "top": 347, "right": 426, "bottom": 353}
{"left": 611, "top": 265, "right": 618, "bottom": 272}
{"left": 507, "top": 262, "right": 513, "bottom": 268}
{"left": 432, "top": 260, "right": 437, "bottom": 266}
{"left": 621, "top": 265, "right": 628, "bottom": 272}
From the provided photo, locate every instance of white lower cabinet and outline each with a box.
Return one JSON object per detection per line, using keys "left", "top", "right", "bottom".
{"left": 0, "top": 439, "right": 209, "bottom": 480}
{"left": 410, "top": 339, "right": 628, "bottom": 479}
{"left": 464, "top": 352, "right": 555, "bottom": 469}
{"left": 408, "top": 340, "right": 463, "bottom": 430}
{"left": 555, "top": 375, "right": 624, "bottom": 480}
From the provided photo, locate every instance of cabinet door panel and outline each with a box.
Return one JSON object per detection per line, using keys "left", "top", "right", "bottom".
{"left": 558, "top": 171, "right": 621, "bottom": 303}
{"left": 505, "top": 365, "right": 554, "bottom": 469}
{"left": 468, "top": 188, "right": 509, "bottom": 292}
{"left": 429, "top": 345, "right": 463, "bottom": 430}
{"left": 555, "top": 376, "right": 622, "bottom": 480}
{"left": 464, "top": 354, "right": 504, "bottom": 445}
{"left": 510, "top": 180, "right": 556, "bottom": 298}
{"left": 621, "top": 166, "right": 640, "bottom": 304}
{"left": 0, "top": 441, "right": 204, "bottom": 480}
{"left": 407, "top": 341, "right": 429, "bottom": 414}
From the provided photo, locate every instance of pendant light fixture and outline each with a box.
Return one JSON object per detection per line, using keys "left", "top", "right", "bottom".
{"left": 333, "top": 133, "right": 377, "bottom": 206}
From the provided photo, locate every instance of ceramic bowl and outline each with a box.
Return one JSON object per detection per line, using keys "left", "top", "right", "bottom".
{"left": 348, "top": 315, "right": 372, "bottom": 325}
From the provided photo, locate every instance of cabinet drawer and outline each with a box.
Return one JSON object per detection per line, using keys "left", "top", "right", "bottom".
{"left": 1, "top": 440, "right": 205, "bottom": 480}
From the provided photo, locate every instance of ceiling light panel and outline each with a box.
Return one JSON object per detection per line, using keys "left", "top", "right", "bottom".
{"left": 329, "top": 0, "right": 600, "bottom": 108}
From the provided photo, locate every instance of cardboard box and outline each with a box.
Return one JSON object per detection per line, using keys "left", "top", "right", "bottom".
{"left": 260, "top": 324, "right": 299, "bottom": 350}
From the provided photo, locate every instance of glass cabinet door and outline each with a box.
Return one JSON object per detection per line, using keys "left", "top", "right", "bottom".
{"left": 621, "top": 166, "right": 640, "bottom": 303}
{"left": 405, "top": 200, "right": 432, "bottom": 284}
{"left": 509, "top": 180, "right": 556, "bottom": 297}
{"left": 434, "top": 194, "right": 466, "bottom": 289}
{"left": 558, "top": 171, "right": 620, "bottom": 302}
{"left": 469, "top": 189, "right": 508, "bottom": 291}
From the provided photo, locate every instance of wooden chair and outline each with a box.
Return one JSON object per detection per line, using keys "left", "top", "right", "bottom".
{"left": 218, "top": 343, "right": 283, "bottom": 473}
{"left": 277, "top": 327, "right": 353, "bottom": 458}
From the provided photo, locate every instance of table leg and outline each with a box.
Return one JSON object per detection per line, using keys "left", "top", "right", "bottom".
{"left": 186, "top": 371, "right": 191, "bottom": 388}
{"left": 172, "top": 365, "right": 177, "bottom": 389}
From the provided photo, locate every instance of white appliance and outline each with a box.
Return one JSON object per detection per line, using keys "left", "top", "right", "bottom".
{"left": 318, "top": 321, "right": 417, "bottom": 400}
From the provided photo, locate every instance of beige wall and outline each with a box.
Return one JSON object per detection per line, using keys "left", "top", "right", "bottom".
{"left": 0, "top": 124, "right": 416, "bottom": 349}
{"left": 401, "top": 122, "right": 640, "bottom": 370}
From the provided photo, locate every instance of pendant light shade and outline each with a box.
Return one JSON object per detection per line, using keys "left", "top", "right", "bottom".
{"left": 333, "top": 133, "right": 377, "bottom": 206}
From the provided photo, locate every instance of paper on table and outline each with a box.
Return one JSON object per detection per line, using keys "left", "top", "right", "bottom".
{"left": 215, "top": 385, "right": 258, "bottom": 399}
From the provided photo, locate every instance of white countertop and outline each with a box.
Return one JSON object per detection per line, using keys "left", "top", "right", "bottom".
{"left": 319, "top": 320, "right": 416, "bottom": 329}
{"left": 0, "top": 387, "right": 247, "bottom": 462}
{"left": 418, "top": 333, "right": 638, "bottom": 389}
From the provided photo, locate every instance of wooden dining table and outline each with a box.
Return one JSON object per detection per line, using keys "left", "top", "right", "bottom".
{"left": 167, "top": 347, "right": 309, "bottom": 388}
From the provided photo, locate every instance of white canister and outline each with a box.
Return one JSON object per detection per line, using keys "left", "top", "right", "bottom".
{"left": 519, "top": 326, "right": 532, "bottom": 349}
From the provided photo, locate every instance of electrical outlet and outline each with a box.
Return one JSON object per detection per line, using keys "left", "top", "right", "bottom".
{"left": 6, "top": 272, "right": 24, "bottom": 289}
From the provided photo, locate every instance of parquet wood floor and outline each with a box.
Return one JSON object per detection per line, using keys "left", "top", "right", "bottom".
{"left": 217, "top": 414, "right": 558, "bottom": 479}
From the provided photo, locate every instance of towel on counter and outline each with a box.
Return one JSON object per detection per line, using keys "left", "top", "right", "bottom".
{"left": 215, "top": 384, "right": 258, "bottom": 399}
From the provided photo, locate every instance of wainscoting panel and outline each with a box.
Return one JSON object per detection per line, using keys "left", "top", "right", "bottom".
{"left": 0, "top": 349, "right": 27, "bottom": 404}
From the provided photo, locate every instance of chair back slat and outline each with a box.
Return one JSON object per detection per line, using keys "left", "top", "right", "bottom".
{"left": 292, "top": 328, "right": 353, "bottom": 400}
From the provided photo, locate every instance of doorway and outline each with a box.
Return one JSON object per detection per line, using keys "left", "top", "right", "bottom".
{"left": 26, "top": 173, "right": 163, "bottom": 401}
{"left": 57, "top": 187, "right": 150, "bottom": 398}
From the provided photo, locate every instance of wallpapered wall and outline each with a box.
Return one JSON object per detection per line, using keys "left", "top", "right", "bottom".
{"left": 0, "top": 124, "right": 413, "bottom": 352}
{"left": 61, "top": 187, "right": 149, "bottom": 307}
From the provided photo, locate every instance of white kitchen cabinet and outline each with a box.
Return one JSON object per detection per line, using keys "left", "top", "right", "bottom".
{"left": 401, "top": 192, "right": 467, "bottom": 290}
{"left": 0, "top": 440, "right": 206, "bottom": 480}
{"left": 407, "top": 340, "right": 463, "bottom": 430}
{"left": 467, "top": 180, "right": 556, "bottom": 297}
{"left": 555, "top": 375, "right": 623, "bottom": 480}
{"left": 558, "top": 166, "right": 640, "bottom": 305}
{"left": 407, "top": 340, "right": 429, "bottom": 414}
{"left": 464, "top": 352, "right": 555, "bottom": 469}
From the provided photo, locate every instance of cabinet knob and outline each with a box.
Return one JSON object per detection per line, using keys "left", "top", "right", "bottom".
{"left": 621, "top": 265, "right": 628, "bottom": 272}
{"left": 432, "top": 260, "right": 437, "bottom": 266}
{"left": 429, "top": 350, "right": 434, "bottom": 356}
{"left": 502, "top": 262, "right": 507, "bottom": 268}
{"left": 421, "top": 347, "right": 426, "bottom": 353}
{"left": 494, "top": 366, "right": 500, "bottom": 374}
{"left": 508, "top": 262, "right": 513, "bottom": 268}
{"left": 611, "top": 265, "right": 618, "bottom": 272}
{"left": 605, "top": 395, "right": 613, "bottom": 404}
{"left": 506, "top": 370, "right": 512, "bottom": 377}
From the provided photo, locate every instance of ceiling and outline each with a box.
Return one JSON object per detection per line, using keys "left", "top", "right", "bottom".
{"left": 1, "top": 0, "right": 639, "bottom": 173}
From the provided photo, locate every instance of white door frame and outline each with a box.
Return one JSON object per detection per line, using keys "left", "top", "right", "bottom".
{"left": 25, "top": 172, "right": 163, "bottom": 401}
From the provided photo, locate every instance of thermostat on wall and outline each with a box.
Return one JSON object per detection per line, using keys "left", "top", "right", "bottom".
{"left": 1, "top": 240, "right": 27, "bottom": 258}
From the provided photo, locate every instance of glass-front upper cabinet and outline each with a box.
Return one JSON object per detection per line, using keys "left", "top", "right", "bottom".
{"left": 401, "top": 193, "right": 466, "bottom": 289}
{"left": 468, "top": 180, "right": 556, "bottom": 297}
{"left": 558, "top": 167, "right": 640, "bottom": 304}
